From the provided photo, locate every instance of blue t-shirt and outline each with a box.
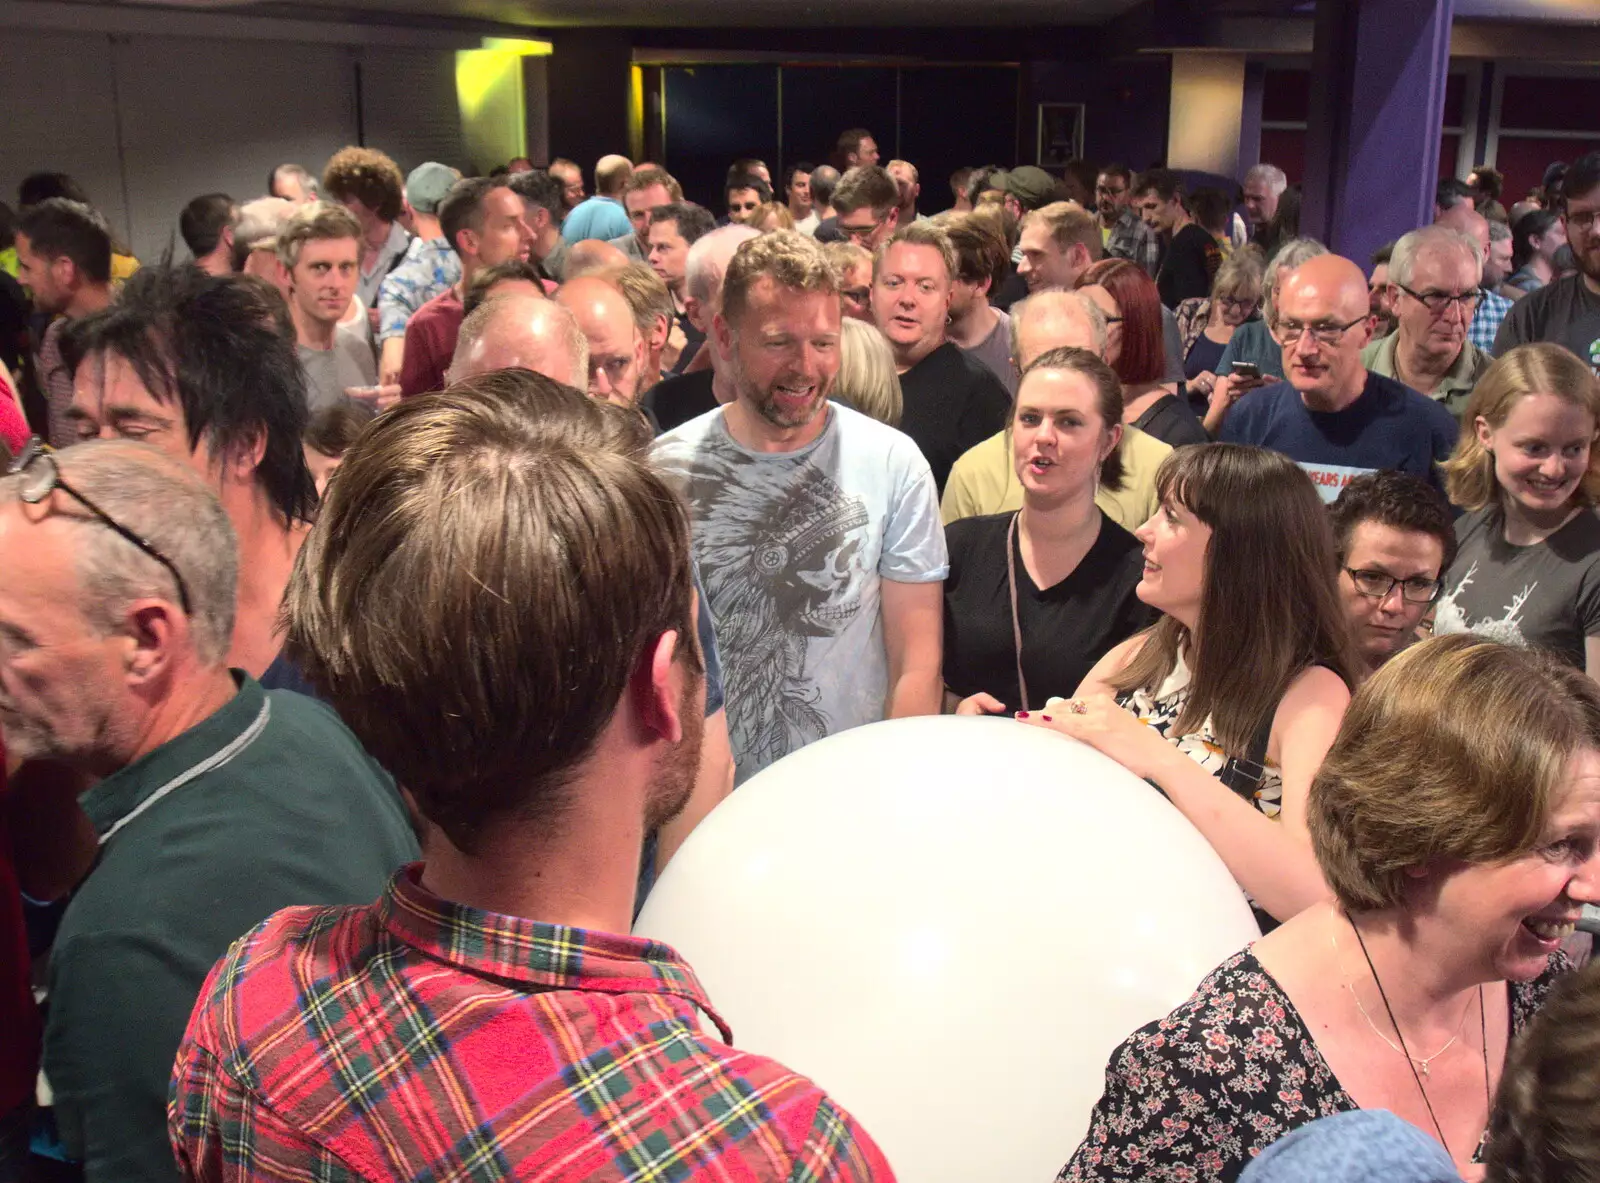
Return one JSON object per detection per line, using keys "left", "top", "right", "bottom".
{"left": 560, "top": 195, "right": 632, "bottom": 244}
{"left": 1215, "top": 318, "right": 1285, "bottom": 380}
{"left": 1219, "top": 371, "right": 1460, "bottom": 503}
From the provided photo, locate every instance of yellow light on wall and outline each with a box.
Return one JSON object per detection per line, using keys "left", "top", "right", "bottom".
{"left": 629, "top": 65, "right": 646, "bottom": 162}
{"left": 456, "top": 39, "right": 552, "bottom": 172}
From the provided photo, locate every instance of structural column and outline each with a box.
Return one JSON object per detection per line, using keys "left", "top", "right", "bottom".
{"left": 547, "top": 30, "right": 632, "bottom": 170}
{"left": 1300, "top": 0, "right": 1455, "bottom": 270}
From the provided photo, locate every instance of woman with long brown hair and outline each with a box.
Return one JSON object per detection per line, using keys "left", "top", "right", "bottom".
{"left": 1022, "top": 444, "right": 1361, "bottom": 926}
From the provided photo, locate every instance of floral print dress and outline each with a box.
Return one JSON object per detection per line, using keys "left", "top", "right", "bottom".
{"left": 1057, "top": 948, "right": 1567, "bottom": 1182}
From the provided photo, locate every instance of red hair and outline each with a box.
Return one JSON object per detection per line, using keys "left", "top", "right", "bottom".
{"left": 1076, "top": 258, "right": 1165, "bottom": 386}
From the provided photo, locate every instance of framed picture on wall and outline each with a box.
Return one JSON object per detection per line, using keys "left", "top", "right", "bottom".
{"left": 1037, "top": 103, "right": 1085, "bottom": 169}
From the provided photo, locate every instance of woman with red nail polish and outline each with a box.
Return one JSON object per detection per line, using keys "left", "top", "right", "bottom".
{"left": 1018, "top": 444, "right": 1361, "bottom": 931}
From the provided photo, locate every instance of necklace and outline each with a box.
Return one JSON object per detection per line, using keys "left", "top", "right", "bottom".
{"left": 1349, "top": 921, "right": 1490, "bottom": 1160}
{"left": 1337, "top": 936, "right": 1470, "bottom": 1076}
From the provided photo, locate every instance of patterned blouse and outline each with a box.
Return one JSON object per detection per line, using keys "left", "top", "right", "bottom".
{"left": 1115, "top": 653, "right": 1283, "bottom": 821}
{"left": 1058, "top": 948, "right": 1569, "bottom": 1182}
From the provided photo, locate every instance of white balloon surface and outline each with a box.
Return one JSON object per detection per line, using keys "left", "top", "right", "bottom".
{"left": 635, "top": 715, "right": 1259, "bottom": 1183}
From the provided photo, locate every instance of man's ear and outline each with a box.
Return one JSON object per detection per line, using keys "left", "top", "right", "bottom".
{"left": 686, "top": 296, "right": 710, "bottom": 335}
{"left": 123, "top": 599, "right": 186, "bottom": 686}
{"left": 632, "top": 628, "right": 685, "bottom": 744}
{"left": 712, "top": 309, "right": 735, "bottom": 360}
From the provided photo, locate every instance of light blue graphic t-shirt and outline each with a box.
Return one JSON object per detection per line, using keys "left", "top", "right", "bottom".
{"left": 654, "top": 402, "right": 947, "bottom": 783}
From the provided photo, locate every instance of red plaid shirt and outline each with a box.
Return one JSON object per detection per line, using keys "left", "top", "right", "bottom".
{"left": 169, "top": 865, "right": 893, "bottom": 1182}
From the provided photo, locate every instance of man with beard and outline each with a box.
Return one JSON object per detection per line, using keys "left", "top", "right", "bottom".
{"left": 653, "top": 231, "right": 946, "bottom": 784}
{"left": 170, "top": 371, "right": 892, "bottom": 1181}
{"left": 1495, "top": 150, "right": 1600, "bottom": 369}
{"left": 1096, "top": 163, "right": 1158, "bottom": 276}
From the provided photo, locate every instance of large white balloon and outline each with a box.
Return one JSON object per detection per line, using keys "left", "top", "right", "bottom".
{"left": 635, "top": 715, "right": 1259, "bottom": 1183}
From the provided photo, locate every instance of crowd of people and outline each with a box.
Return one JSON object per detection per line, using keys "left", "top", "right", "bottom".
{"left": 1, "top": 124, "right": 1600, "bottom": 1183}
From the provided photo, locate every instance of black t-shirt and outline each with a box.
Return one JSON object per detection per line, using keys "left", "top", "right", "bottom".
{"left": 990, "top": 269, "right": 1030, "bottom": 313}
{"left": 646, "top": 368, "right": 718, "bottom": 434}
{"left": 1133, "top": 392, "right": 1210, "bottom": 448}
{"left": 898, "top": 341, "right": 1012, "bottom": 495}
{"left": 1493, "top": 273, "right": 1600, "bottom": 371}
{"left": 670, "top": 309, "right": 706, "bottom": 376}
{"left": 1157, "top": 223, "right": 1222, "bottom": 309}
{"left": 813, "top": 216, "right": 843, "bottom": 243}
{"left": 942, "top": 510, "right": 1155, "bottom": 711}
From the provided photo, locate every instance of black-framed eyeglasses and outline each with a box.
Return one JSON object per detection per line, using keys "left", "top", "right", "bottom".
{"left": 839, "top": 211, "right": 889, "bottom": 243}
{"left": 7, "top": 438, "right": 193, "bottom": 615}
{"left": 1568, "top": 208, "right": 1600, "bottom": 233}
{"left": 1276, "top": 314, "right": 1370, "bottom": 347}
{"left": 1344, "top": 567, "right": 1442, "bottom": 604}
{"left": 1394, "top": 283, "right": 1480, "bottom": 317}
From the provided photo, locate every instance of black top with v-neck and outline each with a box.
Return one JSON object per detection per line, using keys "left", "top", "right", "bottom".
{"left": 942, "top": 510, "right": 1155, "bottom": 712}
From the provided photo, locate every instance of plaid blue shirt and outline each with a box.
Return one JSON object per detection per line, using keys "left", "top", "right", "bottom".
{"left": 1105, "top": 208, "right": 1161, "bottom": 277}
{"left": 1469, "top": 287, "right": 1513, "bottom": 353}
{"left": 377, "top": 237, "right": 462, "bottom": 343}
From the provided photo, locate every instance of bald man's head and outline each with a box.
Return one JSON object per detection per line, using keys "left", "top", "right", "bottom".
{"left": 564, "top": 238, "right": 631, "bottom": 280}
{"left": 448, "top": 294, "right": 588, "bottom": 390}
{"left": 1436, "top": 203, "right": 1491, "bottom": 257}
{"left": 556, "top": 276, "right": 647, "bottom": 407}
{"left": 1010, "top": 289, "right": 1109, "bottom": 371}
{"left": 1276, "top": 254, "right": 1375, "bottom": 409}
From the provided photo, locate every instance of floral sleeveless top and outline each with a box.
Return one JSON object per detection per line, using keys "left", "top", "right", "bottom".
{"left": 1114, "top": 652, "right": 1283, "bottom": 820}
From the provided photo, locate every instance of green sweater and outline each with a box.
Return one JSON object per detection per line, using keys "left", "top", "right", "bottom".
{"left": 43, "top": 674, "right": 419, "bottom": 1181}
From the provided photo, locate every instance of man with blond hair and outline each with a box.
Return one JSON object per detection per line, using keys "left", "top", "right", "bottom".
{"left": 2, "top": 439, "right": 415, "bottom": 1183}
{"left": 1016, "top": 200, "right": 1101, "bottom": 293}
{"left": 940, "top": 289, "right": 1172, "bottom": 532}
{"left": 886, "top": 159, "right": 921, "bottom": 226}
{"left": 169, "top": 373, "right": 888, "bottom": 1181}
{"left": 276, "top": 202, "right": 378, "bottom": 412}
{"left": 870, "top": 220, "right": 1010, "bottom": 492}
{"left": 654, "top": 230, "right": 947, "bottom": 783}
{"left": 561, "top": 154, "right": 634, "bottom": 244}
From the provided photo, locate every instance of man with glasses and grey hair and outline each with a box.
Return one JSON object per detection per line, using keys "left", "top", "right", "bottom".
{"left": 0, "top": 439, "right": 416, "bottom": 1183}
{"left": 1220, "top": 253, "right": 1460, "bottom": 502}
{"left": 1361, "top": 225, "right": 1493, "bottom": 417}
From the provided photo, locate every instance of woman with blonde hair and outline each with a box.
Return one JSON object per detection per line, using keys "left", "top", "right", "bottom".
{"left": 1435, "top": 342, "right": 1600, "bottom": 675}
{"left": 1057, "top": 634, "right": 1599, "bottom": 1181}
{"left": 750, "top": 202, "right": 795, "bottom": 233}
{"left": 833, "top": 317, "right": 902, "bottom": 427}
{"left": 1178, "top": 247, "right": 1265, "bottom": 397}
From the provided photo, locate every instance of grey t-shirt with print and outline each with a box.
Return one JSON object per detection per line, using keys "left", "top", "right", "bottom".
{"left": 654, "top": 402, "right": 948, "bottom": 783}
{"left": 297, "top": 326, "right": 377, "bottom": 415}
{"left": 1434, "top": 504, "right": 1600, "bottom": 670}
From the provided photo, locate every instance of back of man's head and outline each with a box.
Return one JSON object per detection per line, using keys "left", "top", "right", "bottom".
{"left": 809, "top": 165, "right": 840, "bottom": 208}
{"left": 1009, "top": 289, "right": 1108, "bottom": 369}
{"left": 231, "top": 197, "right": 295, "bottom": 271}
{"left": 275, "top": 201, "right": 361, "bottom": 271}
{"left": 19, "top": 172, "right": 90, "bottom": 209}
{"left": 686, "top": 223, "right": 761, "bottom": 308}
{"left": 0, "top": 438, "right": 238, "bottom": 671}
{"left": 595, "top": 155, "right": 634, "bottom": 196}
{"left": 832, "top": 166, "right": 898, "bottom": 218}
{"left": 1436, "top": 176, "right": 1475, "bottom": 213}
{"left": 461, "top": 259, "right": 545, "bottom": 318}
{"left": 624, "top": 166, "right": 683, "bottom": 202}
{"left": 17, "top": 198, "right": 112, "bottom": 286}
{"left": 268, "top": 164, "right": 319, "bottom": 203}
{"left": 508, "top": 169, "right": 564, "bottom": 228}
{"left": 180, "top": 193, "right": 237, "bottom": 258}
{"left": 564, "top": 238, "right": 632, "bottom": 278}
{"left": 62, "top": 266, "right": 317, "bottom": 525}
{"left": 448, "top": 292, "right": 588, "bottom": 388}
{"left": 283, "top": 372, "right": 699, "bottom": 853}
{"left": 940, "top": 212, "right": 1010, "bottom": 295}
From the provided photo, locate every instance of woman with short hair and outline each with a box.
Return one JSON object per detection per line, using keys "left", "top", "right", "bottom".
{"left": 1055, "top": 633, "right": 1599, "bottom": 1182}
{"left": 1178, "top": 247, "right": 1265, "bottom": 397}
{"left": 1024, "top": 444, "right": 1360, "bottom": 925}
{"left": 1506, "top": 209, "right": 1565, "bottom": 295}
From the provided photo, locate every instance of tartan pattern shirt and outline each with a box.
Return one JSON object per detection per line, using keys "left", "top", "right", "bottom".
{"left": 376, "top": 237, "right": 462, "bottom": 343}
{"left": 168, "top": 865, "right": 894, "bottom": 1183}
{"left": 1104, "top": 208, "right": 1161, "bottom": 276}
{"left": 1469, "top": 286, "right": 1513, "bottom": 353}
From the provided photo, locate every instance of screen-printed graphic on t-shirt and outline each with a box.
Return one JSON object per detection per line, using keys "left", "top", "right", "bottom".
{"left": 1434, "top": 560, "right": 1533, "bottom": 648}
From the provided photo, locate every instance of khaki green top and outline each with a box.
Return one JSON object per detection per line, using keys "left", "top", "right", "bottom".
{"left": 1361, "top": 331, "right": 1493, "bottom": 418}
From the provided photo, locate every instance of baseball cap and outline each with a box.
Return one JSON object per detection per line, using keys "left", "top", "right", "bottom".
{"left": 995, "top": 166, "right": 1059, "bottom": 210}
{"left": 405, "top": 162, "right": 461, "bottom": 215}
